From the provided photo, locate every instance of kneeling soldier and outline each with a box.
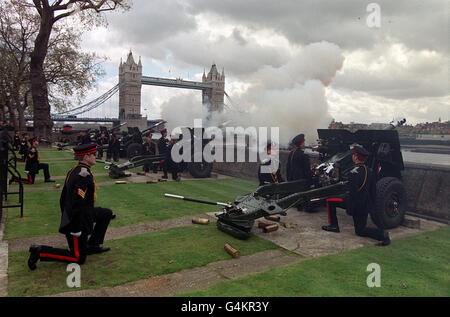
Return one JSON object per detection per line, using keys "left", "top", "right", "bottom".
{"left": 10, "top": 137, "right": 54, "bottom": 184}
{"left": 28, "top": 143, "right": 115, "bottom": 270}
{"left": 322, "top": 145, "right": 390, "bottom": 246}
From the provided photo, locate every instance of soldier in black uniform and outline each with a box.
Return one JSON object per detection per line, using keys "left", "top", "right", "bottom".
{"left": 166, "top": 132, "right": 181, "bottom": 181}
{"left": 78, "top": 130, "right": 91, "bottom": 145}
{"left": 16, "top": 132, "right": 29, "bottom": 162}
{"left": 10, "top": 137, "right": 54, "bottom": 184}
{"left": 142, "top": 133, "right": 157, "bottom": 174}
{"left": 286, "top": 134, "right": 312, "bottom": 185}
{"left": 322, "top": 145, "right": 391, "bottom": 246}
{"left": 158, "top": 129, "right": 170, "bottom": 179}
{"left": 96, "top": 131, "right": 108, "bottom": 159}
{"left": 13, "top": 130, "right": 20, "bottom": 151}
{"left": 107, "top": 132, "right": 120, "bottom": 162}
{"left": 258, "top": 142, "right": 284, "bottom": 186}
{"left": 27, "top": 143, "right": 114, "bottom": 270}
{"left": 286, "top": 134, "right": 313, "bottom": 210}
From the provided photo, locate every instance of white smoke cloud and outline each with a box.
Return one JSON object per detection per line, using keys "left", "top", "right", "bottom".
{"left": 160, "top": 41, "right": 345, "bottom": 146}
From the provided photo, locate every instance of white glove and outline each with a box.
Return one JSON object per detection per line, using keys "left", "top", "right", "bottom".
{"left": 70, "top": 231, "right": 82, "bottom": 237}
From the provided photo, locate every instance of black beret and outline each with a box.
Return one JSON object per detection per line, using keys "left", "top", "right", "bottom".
{"left": 74, "top": 143, "right": 97, "bottom": 157}
{"left": 292, "top": 134, "right": 305, "bottom": 145}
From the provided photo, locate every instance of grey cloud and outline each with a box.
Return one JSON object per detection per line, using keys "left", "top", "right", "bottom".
{"left": 106, "top": 0, "right": 197, "bottom": 44}
{"left": 146, "top": 30, "right": 290, "bottom": 76}
{"left": 186, "top": 0, "right": 448, "bottom": 53}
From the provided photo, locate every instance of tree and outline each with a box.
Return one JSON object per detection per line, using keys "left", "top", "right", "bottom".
{"left": 0, "top": 0, "right": 108, "bottom": 131}
{"left": 23, "top": 0, "right": 130, "bottom": 138}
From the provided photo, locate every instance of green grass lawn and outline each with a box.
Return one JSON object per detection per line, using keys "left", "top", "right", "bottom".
{"left": 8, "top": 224, "right": 280, "bottom": 297}
{"left": 4, "top": 178, "right": 258, "bottom": 240}
{"left": 180, "top": 226, "right": 450, "bottom": 297}
{"left": 11, "top": 155, "right": 112, "bottom": 177}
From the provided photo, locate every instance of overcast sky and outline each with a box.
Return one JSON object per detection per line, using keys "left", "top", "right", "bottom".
{"left": 77, "top": 0, "right": 449, "bottom": 130}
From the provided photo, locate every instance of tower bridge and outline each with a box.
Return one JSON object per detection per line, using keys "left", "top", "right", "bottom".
{"left": 119, "top": 51, "right": 225, "bottom": 129}
{"left": 45, "top": 51, "right": 226, "bottom": 130}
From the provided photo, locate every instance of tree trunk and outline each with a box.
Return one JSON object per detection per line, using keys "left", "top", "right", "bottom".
{"left": 30, "top": 10, "right": 54, "bottom": 139}
{"left": 5, "top": 99, "right": 18, "bottom": 129}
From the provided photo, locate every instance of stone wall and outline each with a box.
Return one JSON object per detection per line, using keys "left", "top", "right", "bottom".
{"left": 213, "top": 149, "right": 450, "bottom": 222}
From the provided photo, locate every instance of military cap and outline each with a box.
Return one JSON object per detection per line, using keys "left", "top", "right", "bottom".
{"left": 291, "top": 133, "right": 305, "bottom": 145}
{"left": 73, "top": 143, "right": 97, "bottom": 157}
{"left": 353, "top": 145, "right": 369, "bottom": 158}
{"left": 22, "top": 132, "right": 29, "bottom": 137}
{"left": 30, "top": 136, "right": 38, "bottom": 143}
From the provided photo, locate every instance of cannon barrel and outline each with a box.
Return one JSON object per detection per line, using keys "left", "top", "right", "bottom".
{"left": 164, "top": 193, "right": 232, "bottom": 208}
{"left": 141, "top": 120, "right": 166, "bottom": 135}
{"left": 383, "top": 118, "right": 406, "bottom": 130}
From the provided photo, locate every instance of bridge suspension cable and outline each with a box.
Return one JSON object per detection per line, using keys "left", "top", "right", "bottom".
{"left": 224, "top": 91, "right": 247, "bottom": 114}
{"left": 53, "top": 82, "right": 124, "bottom": 117}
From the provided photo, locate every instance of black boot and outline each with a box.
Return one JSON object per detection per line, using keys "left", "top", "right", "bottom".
{"left": 86, "top": 245, "right": 111, "bottom": 255}
{"left": 28, "top": 245, "right": 41, "bottom": 270}
{"left": 322, "top": 225, "right": 340, "bottom": 233}
{"left": 45, "top": 179, "right": 55, "bottom": 183}
{"left": 378, "top": 231, "right": 391, "bottom": 246}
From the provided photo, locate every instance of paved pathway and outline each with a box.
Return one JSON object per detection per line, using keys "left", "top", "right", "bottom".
{"left": 50, "top": 249, "right": 302, "bottom": 297}
{"left": 9, "top": 212, "right": 216, "bottom": 252}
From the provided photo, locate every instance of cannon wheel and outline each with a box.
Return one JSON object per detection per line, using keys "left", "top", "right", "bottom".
{"left": 188, "top": 161, "right": 213, "bottom": 178}
{"left": 370, "top": 177, "right": 406, "bottom": 229}
{"left": 127, "top": 143, "right": 142, "bottom": 160}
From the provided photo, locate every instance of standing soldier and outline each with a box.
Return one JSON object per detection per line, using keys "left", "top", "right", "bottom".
{"left": 142, "top": 133, "right": 157, "bottom": 175}
{"left": 258, "top": 141, "right": 283, "bottom": 186}
{"left": 13, "top": 130, "right": 21, "bottom": 151}
{"left": 321, "top": 145, "right": 391, "bottom": 246}
{"left": 286, "top": 133, "right": 313, "bottom": 211}
{"left": 166, "top": 132, "right": 181, "bottom": 181}
{"left": 96, "top": 131, "right": 108, "bottom": 159}
{"left": 107, "top": 132, "right": 120, "bottom": 162}
{"left": 10, "top": 137, "right": 54, "bottom": 184}
{"left": 158, "top": 129, "right": 170, "bottom": 179}
{"left": 286, "top": 133, "right": 312, "bottom": 184}
{"left": 81, "top": 129, "right": 92, "bottom": 145}
{"left": 27, "top": 143, "right": 114, "bottom": 270}
{"left": 16, "top": 132, "right": 30, "bottom": 162}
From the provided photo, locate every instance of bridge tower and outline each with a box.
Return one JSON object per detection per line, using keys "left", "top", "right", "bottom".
{"left": 119, "top": 51, "right": 147, "bottom": 129}
{"left": 202, "top": 63, "right": 225, "bottom": 112}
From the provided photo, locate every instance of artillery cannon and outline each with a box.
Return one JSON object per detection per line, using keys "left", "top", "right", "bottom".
{"left": 117, "top": 121, "right": 166, "bottom": 159}
{"left": 165, "top": 180, "right": 349, "bottom": 239}
{"left": 164, "top": 118, "right": 407, "bottom": 239}
{"left": 312, "top": 117, "right": 407, "bottom": 229}
{"left": 106, "top": 126, "right": 214, "bottom": 179}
